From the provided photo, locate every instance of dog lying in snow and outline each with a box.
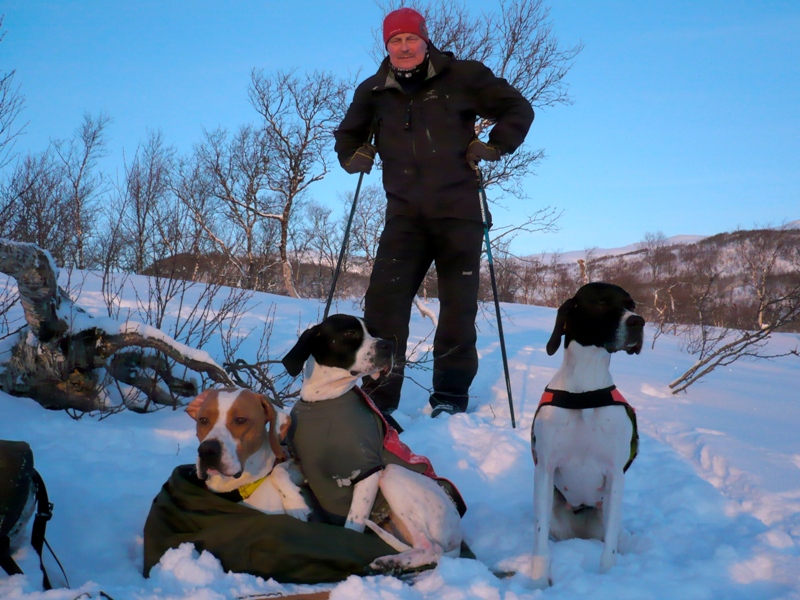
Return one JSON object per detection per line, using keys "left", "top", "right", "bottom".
{"left": 186, "top": 387, "right": 311, "bottom": 520}
{"left": 530, "top": 282, "right": 644, "bottom": 588}
{"left": 281, "top": 313, "right": 466, "bottom": 573}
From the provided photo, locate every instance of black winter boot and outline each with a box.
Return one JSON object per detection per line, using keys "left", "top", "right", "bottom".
{"left": 429, "top": 392, "right": 468, "bottom": 417}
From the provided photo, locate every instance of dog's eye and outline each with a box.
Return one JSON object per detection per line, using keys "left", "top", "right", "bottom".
{"left": 198, "top": 417, "right": 209, "bottom": 426}
{"left": 234, "top": 417, "right": 248, "bottom": 426}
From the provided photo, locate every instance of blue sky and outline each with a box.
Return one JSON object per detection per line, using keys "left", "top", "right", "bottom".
{"left": 2, "top": 1, "right": 798, "bottom": 256}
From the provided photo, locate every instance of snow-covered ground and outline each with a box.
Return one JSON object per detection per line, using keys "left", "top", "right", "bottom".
{"left": 1, "top": 271, "right": 799, "bottom": 599}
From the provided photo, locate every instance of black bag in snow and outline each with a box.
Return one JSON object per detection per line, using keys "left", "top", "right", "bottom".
{"left": 0, "top": 440, "right": 55, "bottom": 590}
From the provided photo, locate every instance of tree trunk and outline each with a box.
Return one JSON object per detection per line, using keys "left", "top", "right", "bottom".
{"left": 0, "top": 239, "right": 233, "bottom": 412}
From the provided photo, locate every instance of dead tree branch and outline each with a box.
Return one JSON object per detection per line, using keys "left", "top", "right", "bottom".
{"left": 0, "top": 238, "right": 233, "bottom": 412}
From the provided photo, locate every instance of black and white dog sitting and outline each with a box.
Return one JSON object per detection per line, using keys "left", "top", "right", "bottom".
{"left": 530, "top": 282, "right": 644, "bottom": 588}
{"left": 282, "top": 314, "right": 465, "bottom": 573}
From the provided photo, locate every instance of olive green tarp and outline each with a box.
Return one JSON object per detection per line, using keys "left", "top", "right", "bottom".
{"left": 143, "top": 465, "right": 397, "bottom": 584}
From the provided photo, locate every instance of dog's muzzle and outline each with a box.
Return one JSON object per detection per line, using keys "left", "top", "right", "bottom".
{"left": 375, "top": 339, "right": 394, "bottom": 371}
{"left": 624, "top": 315, "right": 645, "bottom": 354}
{"left": 197, "top": 439, "right": 243, "bottom": 480}
{"left": 353, "top": 339, "right": 395, "bottom": 377}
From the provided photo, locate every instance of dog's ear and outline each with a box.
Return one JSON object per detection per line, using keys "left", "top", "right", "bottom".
{"left": 546, "top": 298, "right": 576, "bottom": 356}
{"left": 276, "top": 410, "right": 292, "bottom": 442}
{"left": 186, "top": 388, "right": 215, "bottom": 420}
{"left": 259, "top": 395, "right": 286, "bottom": 461}
{"left": 281, "top": 325, "right": 320, "bottom": 376}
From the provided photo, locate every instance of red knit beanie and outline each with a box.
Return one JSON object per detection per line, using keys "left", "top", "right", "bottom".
{"left": 382, "top": 7, "right": 429, "bottom": 46}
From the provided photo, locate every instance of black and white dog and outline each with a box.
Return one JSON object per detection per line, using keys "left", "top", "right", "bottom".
{"left": 530, "top": 282, "right": 644, "bottom": 588}
{"left": 282, "top": 314, "right": 464, "bottom": 572}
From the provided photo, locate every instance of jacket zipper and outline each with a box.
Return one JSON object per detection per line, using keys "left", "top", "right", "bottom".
{"left": 425, "top": 127, "right": 436, "bottom": 153}
{"left": 406, "top": 98, "right": 437, "bottom": 156}
{"left": 419, "top": 99, "right": 436, "bottom": 154}
{"left": 405, "top": 100, "right": 416, "bottom": 159}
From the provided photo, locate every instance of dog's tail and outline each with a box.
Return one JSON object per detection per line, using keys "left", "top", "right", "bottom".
{"left": 364, "top": 519, "right": 412, "bottom": 553}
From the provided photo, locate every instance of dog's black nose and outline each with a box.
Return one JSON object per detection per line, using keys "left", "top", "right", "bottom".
{"left": 626, "top": 315, "right": 645, "bottom": 329}
{"left": 376, "top": 339, "right": 394, "bottom": 363}
{"left": 625, "top": 314, "right": 645, "bottom": 354}
{"left": 198, "top": 439, "right": 222, "bottom": 464}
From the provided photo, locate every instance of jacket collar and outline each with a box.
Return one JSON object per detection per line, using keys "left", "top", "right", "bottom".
{"left": 373, "top": 44, "right": 453, "bottom": 92}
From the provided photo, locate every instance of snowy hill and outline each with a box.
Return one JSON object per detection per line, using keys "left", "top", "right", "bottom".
{"left": 533, "top": 220, "right": 800, "bottom": 264}
{"left": 1, "top": 271, "right": 799, "bottom": 599}
{"left": 536, "top": 233, "right": 708, "bottom": 264}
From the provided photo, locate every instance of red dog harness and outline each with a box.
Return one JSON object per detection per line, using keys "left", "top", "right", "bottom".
{"left": 532, "top": 386, "right": 639, "bottom": 472}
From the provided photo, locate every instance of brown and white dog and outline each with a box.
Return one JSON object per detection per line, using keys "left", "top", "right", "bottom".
{"left": 282, "top": 314, "right": 463, "bottom": 572}
{"left": 530, "top": 282, "right": 644, "bottom": 588}
{"left": 186, "top": 387, "right": 311, "bottom": 520}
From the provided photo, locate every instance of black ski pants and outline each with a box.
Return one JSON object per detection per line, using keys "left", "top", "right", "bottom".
{"left": 362, "top": 215, "right": 484, "bottom": 413}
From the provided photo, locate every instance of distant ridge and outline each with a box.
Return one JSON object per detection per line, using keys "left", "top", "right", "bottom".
{"left": 531, "top": 234, "right": 707, "bottom": 263}
{"left": 531, "top": 220, "right": 800, "bottom": 263}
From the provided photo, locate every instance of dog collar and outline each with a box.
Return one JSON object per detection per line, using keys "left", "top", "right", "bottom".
{"left": 237, "top": 475, "right": 268, "bottom": 500}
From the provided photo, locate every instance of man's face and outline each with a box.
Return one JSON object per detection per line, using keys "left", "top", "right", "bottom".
{"left": 387, "top": 33, "right": 428, "bottom": 70}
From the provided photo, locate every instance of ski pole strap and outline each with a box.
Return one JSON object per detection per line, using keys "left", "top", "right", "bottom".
{"left": 475, "top": 168, "right": 490, "bottom": 230}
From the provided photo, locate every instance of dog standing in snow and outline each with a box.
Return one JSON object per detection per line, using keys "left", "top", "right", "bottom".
{"left": 530, "top": 282, "right": 644, "bottom": 588}
{"left": 281, "top": 314, "right": 466, "bottom": 573}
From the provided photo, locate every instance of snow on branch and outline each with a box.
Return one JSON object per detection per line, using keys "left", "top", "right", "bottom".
{"left": 0, "top": 238, "right": 233, "bottom": 413}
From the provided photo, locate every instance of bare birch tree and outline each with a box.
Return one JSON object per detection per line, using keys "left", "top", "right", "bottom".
{"left": 1, "top": 150, "right": 74, "bottom": 263}
{"left": 640, "top": 231, "right": 680, "bottom": 344}
{"left": 290, "top": 200, "right": 341, "bottom": 299}
{"left": 53, "top": 113, "right": 110, "bottom": 269}
{"left": 0, "top": 17, "right": 25, "bottom": 170}
{"left": 247, "top": 69, "right": 351, "bottom": 297}
{"left": 344, "top": 183, "right": 386, "bottom": 272}
{"left": 669, "top": 233, "right": 800, "bottom": 394}
{"left": 732, "top": 226, "right": 795, "bottom": 330}
{"left": 179, "top": 125, "right": 279, "bottom": 291}
{"left": 117, "top": 130, "right": 176, "bottom": 274}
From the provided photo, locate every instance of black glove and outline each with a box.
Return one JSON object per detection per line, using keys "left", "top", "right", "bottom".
{"left": 343, "top": 144, "right": 376, "bottom": 174}
{"left": 466, "top": 139, "right": 501, "bottom": 169}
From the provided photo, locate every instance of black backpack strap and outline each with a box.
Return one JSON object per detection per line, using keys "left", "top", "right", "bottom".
{"left": 0, "top": 440, "right": 32, "bottom": 581}
{"left": 29, "top": 469, "right": 53, "bottom": 591}
{"left": 0, "top": 470, "right": 63, "bottom": 591}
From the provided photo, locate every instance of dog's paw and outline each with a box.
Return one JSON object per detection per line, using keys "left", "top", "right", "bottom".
{"left": 530, "top": 555, "right": 551, "bottom": 589}
{"left": 529, "top": 575, "right": 552, "bottom": 590}
{"left": 599, "top": 548, "right": 617, "bottom": 573}
{"left": 367, "top": 555, "right": 436, "bottom": 578}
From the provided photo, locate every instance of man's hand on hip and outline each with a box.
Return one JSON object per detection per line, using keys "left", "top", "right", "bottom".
{"left": 466, "top": 139, "right": 501, "bottom": 169}
{"left": 343, "top": 144, "right": 376, "bottom": 174}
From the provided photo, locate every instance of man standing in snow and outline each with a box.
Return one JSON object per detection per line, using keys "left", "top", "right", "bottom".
{"left": 334, "top": 8, "right": 533, "bottom": 419}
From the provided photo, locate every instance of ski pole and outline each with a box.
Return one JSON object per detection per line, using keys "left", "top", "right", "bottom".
{"left": 476, "top": 167, "right": 516, "bottom": 429}
{"left": 324, "top": 160, "right": 368, "bottom": 319}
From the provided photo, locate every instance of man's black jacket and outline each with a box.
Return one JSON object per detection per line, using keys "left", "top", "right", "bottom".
{"left": 334, "top": 46, "right": 534, "bottom": 224}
